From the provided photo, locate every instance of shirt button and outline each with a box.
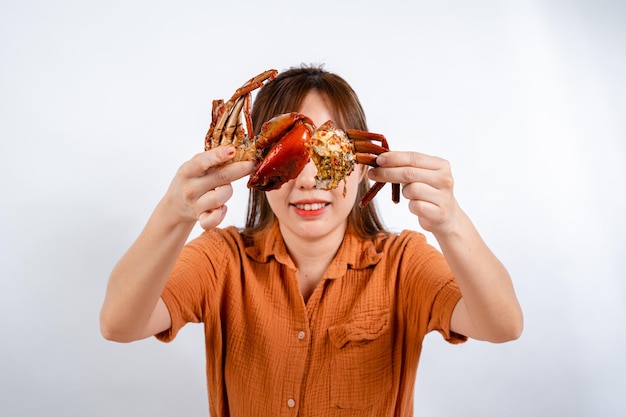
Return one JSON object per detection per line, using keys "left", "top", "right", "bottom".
{"left": 297, "top": 331, "right": 306, "bottom": 340}
{"left": 287, "top": 398, "right": 296, "bottom": 408}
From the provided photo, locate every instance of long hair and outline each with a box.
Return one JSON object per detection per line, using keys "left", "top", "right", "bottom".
{"left": 244, "top": 65, "right": 387, "bottom": 239}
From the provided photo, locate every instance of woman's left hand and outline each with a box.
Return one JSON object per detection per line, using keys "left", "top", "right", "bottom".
{"left": 371, "top": 151, "right": 524, "bottom": 342}
{"left": 367, "top": 151, "right": 459, "bottom": 235}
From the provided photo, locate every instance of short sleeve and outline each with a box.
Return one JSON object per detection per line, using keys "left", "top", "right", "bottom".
{"left": 397, "top": 231, "right": 467, "bottom": 345}
{"left": 427, "top": 278, "right": 467, "bottom": 344}
{"left": 155, "top": 230, "right": 227, "bottom": 342}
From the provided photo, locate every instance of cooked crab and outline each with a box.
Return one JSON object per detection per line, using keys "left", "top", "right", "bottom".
{"left": 204, "top": 70, "right": 400, "bottom": 207}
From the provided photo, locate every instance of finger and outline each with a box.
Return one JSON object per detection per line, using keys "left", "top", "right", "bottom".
{"left": 368, "top": 166, "right": 451, "bottom": 190}
{"left": 404, "top": 182, "right": 455, "bottom": 232}
{"left": 178, "top": 160, "right": 253, "bottom": 210}
{"left": 198, "top": 205, "right": 228, "bottom": 230}
{"left": 401, "top": 182, "right": 454, "bottom": 214}
{"left": 180, "top": 146, "right": 237, "bottom": 179}
{"left": 204, "top": 161, "right": 254, "bottom": 192}
{"left": 195, "top": 184, "right": 234, "bottom": 215}
{"left": 184, "top": 160, "right": 254, "bottom": 204}
{"left": 408, "top": 199, "right": 443, "bottom": 227}
{"left": 376, "top": 151, "right": 447, "bottom": 171}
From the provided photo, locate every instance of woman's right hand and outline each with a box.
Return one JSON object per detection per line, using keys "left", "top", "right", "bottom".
{"left": 164, "top": 145, "right": 255, "bottom": 230}
{"left": 101, "top": 145, "right": 254, "bottom": 342}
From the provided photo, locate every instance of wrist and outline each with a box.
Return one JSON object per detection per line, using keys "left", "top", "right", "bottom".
{"left": 154, "top": 196, "right": 198, "bottom": 233}
{"left": 430, "top": 205, "right": 469, "bottom": 242}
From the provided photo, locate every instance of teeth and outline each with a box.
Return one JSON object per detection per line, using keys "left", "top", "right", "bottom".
{"left": 295, "top": 203, "right": 326, "bottom": 211}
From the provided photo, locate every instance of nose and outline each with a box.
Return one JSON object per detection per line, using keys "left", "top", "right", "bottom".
{"left": 294, "top": 159, "right": 317, "bottom": 190}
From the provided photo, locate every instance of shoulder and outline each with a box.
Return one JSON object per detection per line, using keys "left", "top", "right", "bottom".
{"left": 374, "top": 229, "right": 431, "bottom": 257}
{"left": 189, "top": 225, "right": 246, "bottom": 249}
{"left": 176, "top": 226, "right": 247, "bottom": 269}
{"left": 378, "top": 229, "right": 452, "bottom": 284}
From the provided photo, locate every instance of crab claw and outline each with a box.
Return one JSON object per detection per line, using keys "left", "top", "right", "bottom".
{"left": 247, "top": 113, "right": 315, "bottom": 191}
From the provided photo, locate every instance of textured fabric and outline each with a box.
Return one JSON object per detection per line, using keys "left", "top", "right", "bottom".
{"left": 156, "top": 221, "right": 466, "bottom": 416}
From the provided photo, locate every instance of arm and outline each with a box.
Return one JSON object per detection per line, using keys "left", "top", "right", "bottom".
{"left": 100, "top": 146, "right": 254, "bottom": 342}
{"left": 369, "top": 152, "right": 523, "bottom": 343}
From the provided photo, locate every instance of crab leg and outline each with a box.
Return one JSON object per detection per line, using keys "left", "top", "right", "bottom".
{"left": 228, "top": 69, "right": 278, "bottom": 102}
{"left": 242, "top": 93, "right": 254, "bottom": 144}
{"left": 346, "top": 129, "right": 388, "bottom": 146}
{"left": 391, "top": 183, "right": 401, "bottom": 204}
{"left": 360, "top": 182, "right": 386, "bottom": 208}
{"left": 357, "top": 180, "right": 401, "bottom": 207}
{"left": 224, "top": 70, "right": 278, "bottom": 147}
{"left": 221, "top": 96, "right": 246, "bottom": 147}
{"left": 349, "top": 130, "right": 388, "bottom": 166}
{"left": 205, "top": 99, "right": 223, "bottom": 151}
{"left": 206, "top": 97, "right": 238, "bottom": 150}
{"left": 205, "top": 69, "right": 278, "bottom": 153}
{"left": 346, "top": 129, "right": 400, "bottom": 207}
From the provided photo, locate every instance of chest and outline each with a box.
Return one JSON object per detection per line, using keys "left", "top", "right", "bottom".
{"left": 219, "top": 264, "right": 399, "bottom": 412}
{"left": 297, "top": 267, "right": 325, "bottom": 303}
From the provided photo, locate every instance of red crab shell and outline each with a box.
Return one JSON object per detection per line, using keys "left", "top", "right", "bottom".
{"left": 247, "top": 113, "right": 315, "bottom": 191}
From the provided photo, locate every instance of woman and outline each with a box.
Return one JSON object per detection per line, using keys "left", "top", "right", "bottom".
{"left": 100, "top": 65, "right": 523, "bottom": 416}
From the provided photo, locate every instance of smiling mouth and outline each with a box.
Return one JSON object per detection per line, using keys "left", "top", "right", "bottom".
{"left": 293, "top": 202, "right": 329, "bottom": 211}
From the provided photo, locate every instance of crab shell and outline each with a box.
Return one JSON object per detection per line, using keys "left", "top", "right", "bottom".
{"left": 247, "top": 113, "right": 315, "bottom": 191}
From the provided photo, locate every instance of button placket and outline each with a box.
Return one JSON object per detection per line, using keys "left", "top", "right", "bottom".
{"left": 281, "top": 267, "right": 312, "bottom": 414}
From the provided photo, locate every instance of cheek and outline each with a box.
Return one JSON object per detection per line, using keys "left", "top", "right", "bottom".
{"left": 265, "top": 187, "right": 287, "bottom": 212}
{"left": 353, "top": 164, "right": 366, "bottom": 183}
{"left": 264, "top": 176, "right": 301, "bottom": 216}
{"left": 350, "top": 164, "right": 365, "bottom": 188}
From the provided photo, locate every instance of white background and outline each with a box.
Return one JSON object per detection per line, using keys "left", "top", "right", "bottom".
{"left": 1, "top": 0, "right": 624, "bottom": 416}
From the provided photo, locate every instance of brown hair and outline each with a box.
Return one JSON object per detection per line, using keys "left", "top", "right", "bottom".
{"left": 244, "top": 65, "right": 387, "bottom": 238}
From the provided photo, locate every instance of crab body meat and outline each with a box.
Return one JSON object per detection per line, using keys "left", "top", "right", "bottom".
{"left": 310, "top": 121, "right": 400, "bottom": 206}
{"left": 309, "top": 120, "right": 356, "bottom": 195}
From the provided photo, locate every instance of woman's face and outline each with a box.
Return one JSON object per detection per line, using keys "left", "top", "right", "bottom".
{"left": 265, "top": 90, "right": 362, "bottom": 242}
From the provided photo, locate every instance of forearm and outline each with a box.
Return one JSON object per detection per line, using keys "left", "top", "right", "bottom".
{"left": 434, "top": 208, "right": 523, "bottom": 342}
{"left": 368, "top": 150, "right": 522, "bottom": 341}
{"left": 99, "top": 147, "right": 251, "bottom": 342}
{"left": 100, "top": 198, "right": 195, "bottom": 341}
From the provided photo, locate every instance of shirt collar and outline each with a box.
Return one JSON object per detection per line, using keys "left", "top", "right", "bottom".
{"left": 244, "top": 221, "right": 384, "bottom": 278}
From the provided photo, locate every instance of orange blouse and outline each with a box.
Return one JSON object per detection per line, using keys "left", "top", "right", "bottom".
{"left": 157, "top": 221, "right": 465, "bottom": 416}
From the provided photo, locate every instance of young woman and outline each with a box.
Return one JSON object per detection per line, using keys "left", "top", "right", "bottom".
{"left": 100, "top": 66, "right": 523, "bottom": 416}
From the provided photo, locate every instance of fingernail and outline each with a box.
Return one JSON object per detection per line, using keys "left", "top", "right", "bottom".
{"left": 224, "top": 146, "right": 235, "bottom": 156}
{"left": 376, "top": 155, "right": 386, "bottom": 166}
